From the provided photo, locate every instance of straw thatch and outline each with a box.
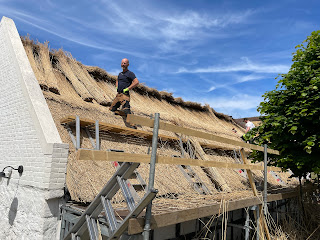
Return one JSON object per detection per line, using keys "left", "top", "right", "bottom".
{"left": 54, "top": 49, "right": 93, "bottom": 102}
{"left": 22, "top": 37, "right": 299, "bottom": 213}
{"left": 38, "top": 42, "right": 60, "bottom": 94}
{"left": 68, "top": 58, "right": 111, "bottom": 106}
{"left": 21, "top": 36, "right": 48, "bottom": 90}
{"left": 190, "top": 138, "right": 231, "bottom": 192}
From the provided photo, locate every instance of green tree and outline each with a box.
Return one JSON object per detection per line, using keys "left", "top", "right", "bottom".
{"left": 251, "top": 30, "right": 320, "bottom": 178}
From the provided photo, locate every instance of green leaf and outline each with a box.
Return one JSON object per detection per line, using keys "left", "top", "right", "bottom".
{"left": 289, "top": 126, "right": 297, "bottom": 134}
{"left": 307, "top": 141, "right": 315, "bottom": 146}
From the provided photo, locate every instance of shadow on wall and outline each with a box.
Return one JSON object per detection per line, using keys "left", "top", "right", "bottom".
{"left": 47, "top": 198, "right": 60, "bottom": 218}
{"left": 9, "top": 197, "right": 18, "bottom": 225}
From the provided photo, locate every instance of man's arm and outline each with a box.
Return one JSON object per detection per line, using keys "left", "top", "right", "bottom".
{"left": 128, "top": 78, "right": 139, "bottom": 90}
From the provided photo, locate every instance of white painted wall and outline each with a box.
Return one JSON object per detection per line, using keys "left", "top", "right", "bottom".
{"left": 0, "top": 16, "right": 69, "bottom": 240}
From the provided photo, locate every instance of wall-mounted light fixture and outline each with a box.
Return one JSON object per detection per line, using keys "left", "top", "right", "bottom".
{"left": 0, "top": 166, "right": 23, "bottom": 178}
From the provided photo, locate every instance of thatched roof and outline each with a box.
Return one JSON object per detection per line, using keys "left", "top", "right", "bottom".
{"left": 21, "top": 36, "right": 298, "bottom": 212}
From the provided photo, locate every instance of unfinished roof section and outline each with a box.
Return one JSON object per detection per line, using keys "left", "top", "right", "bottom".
{"left": 21, "top": 35, "right": 298, "bottom": 212}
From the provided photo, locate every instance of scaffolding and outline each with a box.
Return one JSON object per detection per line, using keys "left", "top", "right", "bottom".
{"left": 59, "top": 114, "right": 297, "bottom": 240}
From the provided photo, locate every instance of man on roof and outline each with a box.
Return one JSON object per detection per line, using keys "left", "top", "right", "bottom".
{"left": 241, "top": 118, "right": 255, "bottom": 142}
{"left": 244, "top": 118, "right": 255, "bottom": 133}
{"left": 109, "top": 58, "right": 139, "bottom": 119}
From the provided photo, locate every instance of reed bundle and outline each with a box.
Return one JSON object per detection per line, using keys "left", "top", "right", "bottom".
{"left": 38, "top": 42, "right": 59, "bottom": 94}
{"left": 21, "top": 37, "right": 47, "bottom": 90}
{"left": 68, "top": 58, "right": 110, "bottom": 105}
{"left": 54, "top": 49, "right": 93, "bottom": 102}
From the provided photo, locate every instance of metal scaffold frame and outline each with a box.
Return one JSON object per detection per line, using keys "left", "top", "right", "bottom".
{"left": 59, "top": 114, "right": 297, "bottom": 239}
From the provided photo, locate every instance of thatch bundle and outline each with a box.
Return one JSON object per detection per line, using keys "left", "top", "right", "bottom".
{"left": 68, "top": 58, "right": 111, "bottom": 105}
{"left": 54, "top": 49, "right": 93, "bottom": 102}
{"left": 38, "top": 42, "right": 59, "bottom": 94}
{"left": 85, "top": 66, "right": 117, "bottom": 83}
{"left": 21, "top": 36, "right": 48, "bottom": 90}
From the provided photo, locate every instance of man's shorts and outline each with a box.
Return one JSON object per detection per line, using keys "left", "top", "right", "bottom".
{"left": 109, "top": 93, "right": 131, "bottom": 115}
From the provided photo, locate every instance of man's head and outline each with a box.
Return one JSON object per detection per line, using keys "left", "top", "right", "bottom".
{"left": 121, "top": 58, "right": 129, "bottom": 71}
{"left": 243, "top": 118, "right": 248, "bottom": 123}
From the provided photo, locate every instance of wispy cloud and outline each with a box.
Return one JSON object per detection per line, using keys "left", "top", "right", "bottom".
{"left": 1, "top": 0, "right": 257, "bottom": 57}
{"left": 94, "top": 1, "right": 255, "bottom": 52}
{"left": 203, "top": 73, "right": 268, "bottom": 93}
{"left": 208, "top": 86, "right": 217, "bottom": 92}
{"left": 209, "top": 94, "right": 262, "bottom": 110}
{"left": 203, "top": 94, "right": 262, "bottom": 117}
{"left": 177, "top": 57, "right": 290, "bottom": 74}
{"left": 1, "top": 5, "right": 148, "bottom": 57}
{"left": 159, "top": 9, "right": 254, "bottom": 41}
{"left": 236, "top": 74, "right": 266, "bottom": 83}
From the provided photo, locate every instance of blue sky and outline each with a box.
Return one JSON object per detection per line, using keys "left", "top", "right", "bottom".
{"left": 1, "top": 0, "right": 319, "bottom": 118}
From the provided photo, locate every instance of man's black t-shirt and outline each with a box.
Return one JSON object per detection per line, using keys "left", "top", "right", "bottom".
{"left": 117, "top": 70, "right": 136, "bottom": 93}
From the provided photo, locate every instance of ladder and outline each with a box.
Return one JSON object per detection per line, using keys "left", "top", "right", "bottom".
{"left": 268, "top": 170, "right": 286, "bottom": 186}
{"left": 109, "top": 149, "right": 147, "bottom": 201}
{"left": 177, "top": 164, "right": 211, "bottom": 194}
{"left": 177, "top": 137, "right": 211, "bottom": 195}
{"left": 112, "top": 160, "right": 147, "bottom": 201}
{"left": 63, "top": 162, "right": 157, "bottom": 240}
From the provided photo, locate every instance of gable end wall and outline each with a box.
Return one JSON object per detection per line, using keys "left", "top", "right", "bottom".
{"left": 0, "top": 16, "right": 69, "bottom": 240}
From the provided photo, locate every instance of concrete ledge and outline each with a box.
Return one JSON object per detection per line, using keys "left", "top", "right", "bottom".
{"left": 44, "top": 189, "right": 65, "bottom": 200}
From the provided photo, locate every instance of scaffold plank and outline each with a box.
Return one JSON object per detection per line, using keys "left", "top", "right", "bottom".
{"left": 127, "top": 191, "right": 298, "bottom": 235}
{"left": 60, "top": 116, "right": 245, "bottom": 151}
{"left": 77, "top": 149, "right": 282, "bottom": 172}
{"left": 127, "top": 114, "right": 280, "bottom": 155}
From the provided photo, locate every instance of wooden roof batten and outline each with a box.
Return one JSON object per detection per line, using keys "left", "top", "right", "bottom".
{"left": 60, "top": 116, "right": 177, "bottom": 142}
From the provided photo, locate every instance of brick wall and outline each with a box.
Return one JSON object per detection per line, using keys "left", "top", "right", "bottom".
{"left": 0, "top": 17, "right": 69, "bottom": 239}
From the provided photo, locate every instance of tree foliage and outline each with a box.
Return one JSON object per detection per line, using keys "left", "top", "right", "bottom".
{"left": 250, "top": 30, "right": 320, "bottom": 177}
